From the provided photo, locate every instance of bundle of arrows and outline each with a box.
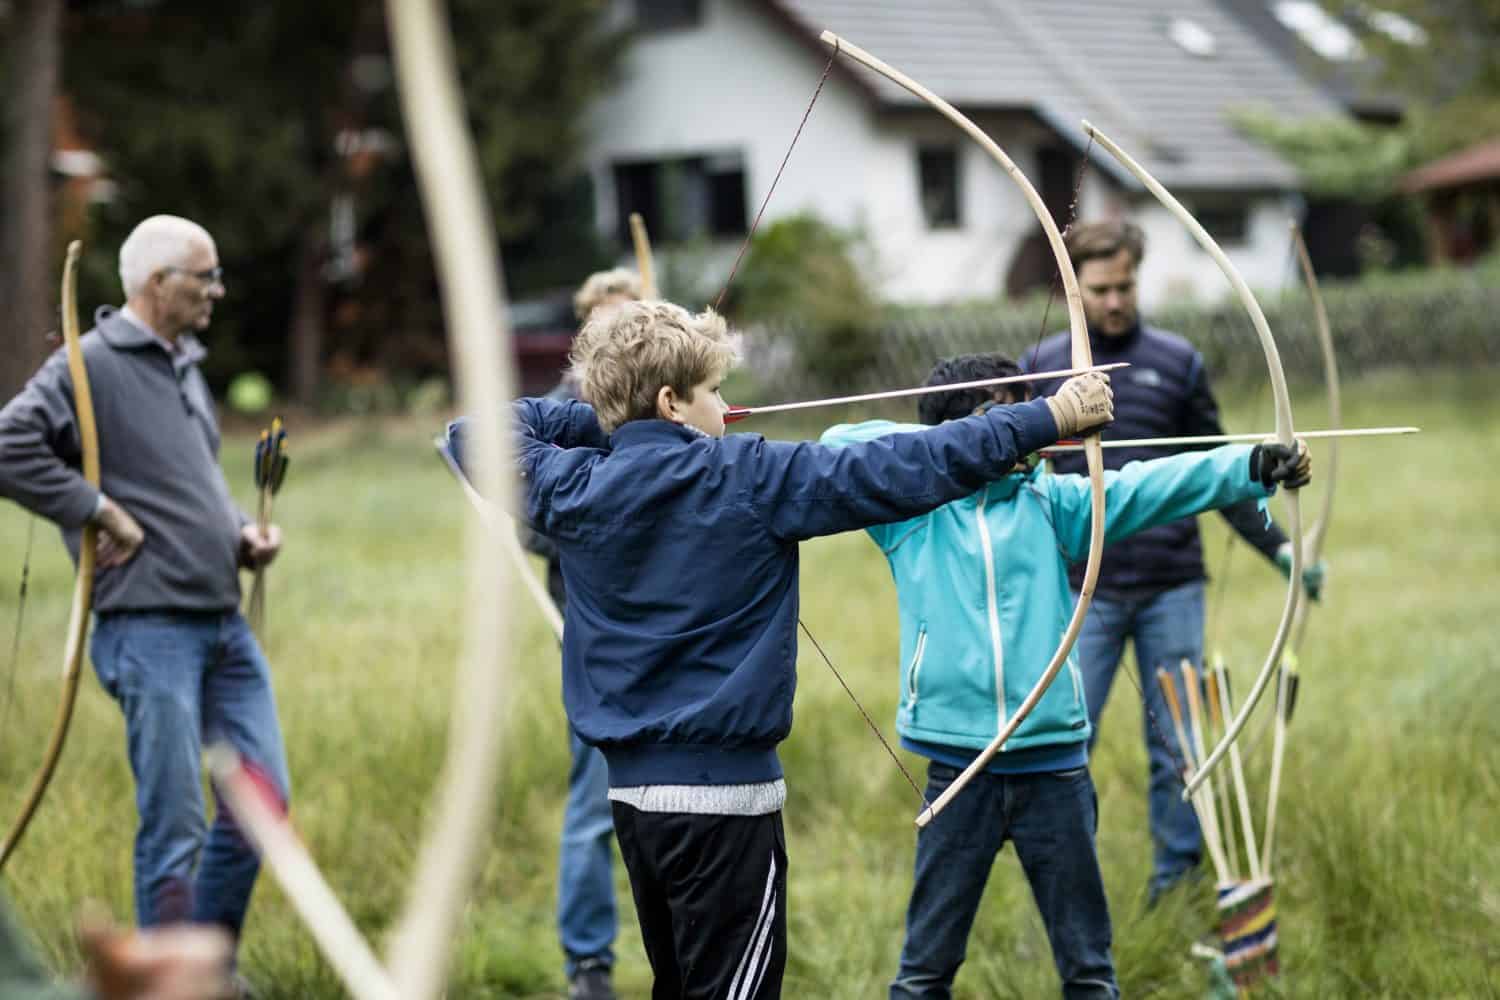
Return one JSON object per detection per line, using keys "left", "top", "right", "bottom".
{"left": 1157, "top": 657, "right": 1299, "bottom": 989}
{"left": 248, "top": 418, "right": 289, "bottom": 636}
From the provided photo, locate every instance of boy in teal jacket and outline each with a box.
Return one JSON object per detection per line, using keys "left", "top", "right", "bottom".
{"left": 821, "top": 354, "right": 1309, "bottom": 1000}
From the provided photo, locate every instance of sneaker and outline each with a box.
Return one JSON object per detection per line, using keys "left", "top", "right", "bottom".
{"left": 568, "top": 958, "right": 616, "bottom": 1000}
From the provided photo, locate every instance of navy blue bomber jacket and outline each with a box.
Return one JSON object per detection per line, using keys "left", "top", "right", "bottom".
{"left": 1025, "top": 323, "right": 1288, "bottom": 595}
{"left": 488, "top": 396, "right": 1060, "bottom": 789}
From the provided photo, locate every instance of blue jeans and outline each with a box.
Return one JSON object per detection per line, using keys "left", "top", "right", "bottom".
{"left": 1075, "top": 581, "right": 1204, "bottom": 895}
{"left": 89, "top": 611, "right": 290, "bottom": 937}
{"left": 558, "top": 728, "right": 616, "bottom": 976}
{"left": 891, "top": 762, "right": 1117, "bottom": 1000}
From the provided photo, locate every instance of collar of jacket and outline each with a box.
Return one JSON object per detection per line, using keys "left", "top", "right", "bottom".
{"left": 93, "top": 305, "right": 208, "bottom": 371}
{"left": 980, "top": 460, "right": 1041, "bottom": 503}
{"left": 1087, "top": 320, "right": 1142, "bottom": 355}
{"left": 609, "top": 418, "right": 711, "bottom": 450}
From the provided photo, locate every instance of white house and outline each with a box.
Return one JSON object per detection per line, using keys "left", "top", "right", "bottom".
{"left": 585, "top": 0, "right": 1346, "bottom": 308}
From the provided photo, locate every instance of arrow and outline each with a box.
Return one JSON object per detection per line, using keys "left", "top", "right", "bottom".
{"left": 724, "top": 362, "right": 1128, "bottom": 424}
{"left": 1040, "top": 426, "right": 1417, "bottom": 452}
{"left": 248, "top": 417, "right": 288, "bottom": 637}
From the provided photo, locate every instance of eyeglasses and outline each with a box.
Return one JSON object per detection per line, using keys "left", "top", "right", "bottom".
{"left": 162, "top": 266, "right": 224, "bottom": 286}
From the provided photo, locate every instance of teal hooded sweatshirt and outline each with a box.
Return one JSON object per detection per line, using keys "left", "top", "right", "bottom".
{"left": 820, "top": 421, "right": 1275, "bottom": 771}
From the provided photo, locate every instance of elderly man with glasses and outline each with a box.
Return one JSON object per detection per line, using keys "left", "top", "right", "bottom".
{"left": 0, "top": 215, "right": 288, "bottom": 996}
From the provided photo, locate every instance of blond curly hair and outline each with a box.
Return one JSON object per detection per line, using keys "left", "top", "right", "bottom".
{"left": 573, "top": 267, "right": 644, "bottom": 320}
{"left": 569, "top": 301, "right": 739, "bottom": 432}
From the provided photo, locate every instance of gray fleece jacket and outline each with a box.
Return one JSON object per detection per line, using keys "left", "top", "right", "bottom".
{"left": 0, "top": 307, "right": 249, "bottom": 613}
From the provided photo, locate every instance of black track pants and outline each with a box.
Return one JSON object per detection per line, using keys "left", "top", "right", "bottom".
{"left": 611, "top": 803, "right": 788, "bottom": 1000}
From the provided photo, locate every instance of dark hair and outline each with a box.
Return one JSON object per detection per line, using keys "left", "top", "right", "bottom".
{"left": 1064, "top": 220, "right": 1145, "bottom": 268}
{"left": 918, "top": 353, "right": 1026, "bottom": 425}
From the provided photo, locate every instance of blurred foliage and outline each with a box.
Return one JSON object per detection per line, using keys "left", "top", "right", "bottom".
{"left": 1326, "top": 0, "right": 1500, "bottom": 160}
{"left": 728, "top": 213, "right": 883, "bottom": 389}
{"left": 1240, "top": 2, "right": 1500, "bottom": 201}
{"left": 0, "top": 0, "right": 622, "bottom": 397}
{"left": 1232, "top": 110, "right": 1414, "bottom": 201}
{"left": 743, "top": 250, "right": 1500, "bottom": 400}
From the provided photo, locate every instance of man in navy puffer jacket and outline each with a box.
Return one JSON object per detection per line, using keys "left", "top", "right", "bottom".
{"left": 1025, "top": 220, "right": 1326, "bottom": 900}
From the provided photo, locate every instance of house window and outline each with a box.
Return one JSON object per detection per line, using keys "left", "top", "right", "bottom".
{"left": 635, "top": 0, "right": 702, "bottom": 32}
{"left": 1191, "top": 202, "right": 1250, "bottom": 244}
{"left": 612, "top": 152, "right": 747, "bottom": 243}
{"left": 918, "top": 146, "right": 960, "bottom": 228}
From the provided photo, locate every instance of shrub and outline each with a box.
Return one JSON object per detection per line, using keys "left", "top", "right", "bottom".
{"left": 729, "top": 214, "right": 882, "bottom": 389}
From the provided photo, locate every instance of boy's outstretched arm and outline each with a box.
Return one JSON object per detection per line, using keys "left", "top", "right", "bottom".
{"left": 1049, "top": 441, "right": 1310, "bottom": 560}
{"left": 761, "top": 371, "right": 1119, "bottom": 542}
{"left": 447, "top": 398, "right": 608, "bottom": 478}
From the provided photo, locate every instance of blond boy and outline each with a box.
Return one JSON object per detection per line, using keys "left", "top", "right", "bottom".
{"left": 500, "top": 301, "right": 1111, "bottom": 998}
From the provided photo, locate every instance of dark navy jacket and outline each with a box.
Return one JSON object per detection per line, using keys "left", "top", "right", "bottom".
{"left": 504, "top": 396, "right": 1059, "bottom": 788}
{"left": 1024, "top": 323, "right": 1286, "bottom": 595}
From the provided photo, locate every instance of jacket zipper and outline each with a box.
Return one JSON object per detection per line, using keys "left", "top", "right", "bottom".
{"left": 906, "top": 625, "right": 929, "bottom": 708}
{"left": 973, "top": 492, "right": 1006, "bottom": 731}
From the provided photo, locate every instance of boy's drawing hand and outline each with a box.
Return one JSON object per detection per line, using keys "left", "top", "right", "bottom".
{"left": 1251, "top": 439, "right": 1311, "bottom": 490}
{"left": 1045, "top": 372, "right": 1114, "bottom": 437}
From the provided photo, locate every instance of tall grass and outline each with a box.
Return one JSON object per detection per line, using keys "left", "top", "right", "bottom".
{"left": 0, "top": 370, "right": 1495, "bottom": 997}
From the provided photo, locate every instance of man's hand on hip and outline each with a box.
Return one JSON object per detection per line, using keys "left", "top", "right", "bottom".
{"left": 93, "top": 496, "right": 145, "bottom": 569}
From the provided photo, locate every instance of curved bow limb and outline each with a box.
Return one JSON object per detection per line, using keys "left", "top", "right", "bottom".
{"left": 208, "top": 745, "right": 400, "bottom": 1000}
{"left": 1081, "top": 121, "right": 1302, "bottom": 798}
{"left": 1261, "top": 222, "right": 1340, "bottom": 875}
{"left": 0, "top": 241, "right": 96, "bottom": 872}
{"left": 433, "top": 436, "right": 565, "bottom": 642}
{"left": 384, "top": 2, "right": 516, "bottom": 996}
{"left": 1288, "top": 223, "right": 1339, "bottom": 652}
{"left": 629, "top": 212, "right": 659, "bottom": 298}
{"left": 813, "top": 32, "right": 1106, "bottom": 829}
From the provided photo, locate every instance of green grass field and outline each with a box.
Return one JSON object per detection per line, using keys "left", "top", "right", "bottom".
{"left": 1, "top": 369, "right": 1496, "bottom": 998}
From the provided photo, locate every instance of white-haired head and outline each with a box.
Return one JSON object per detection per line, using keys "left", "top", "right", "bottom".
{"left": 118, "top": 215, "right": 217, "bottom": 297}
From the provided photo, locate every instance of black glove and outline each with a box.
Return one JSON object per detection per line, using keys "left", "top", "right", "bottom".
{"left": 1249, "top": 440, "right": 1311, "bottom": 490}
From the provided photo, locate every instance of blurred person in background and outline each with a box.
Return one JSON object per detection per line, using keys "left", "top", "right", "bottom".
{"left": 1023, "top": 220, "right": 1326, "bottom": 902}
{"left": 0, "top": 215, "right": 289, "bottom": 996}
{"left": 1, "top": 891, "right": 234, "bottom": 1000}
{"left": 516, "top": 266, "right": 642, "bottom": 1000}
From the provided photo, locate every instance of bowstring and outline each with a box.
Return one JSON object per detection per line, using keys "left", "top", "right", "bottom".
{"left": 712, "top": 48, "right": 836, "bottom": 314}
{"left": 0, "top": 516, "right": 38, "bottom": 743}
{"left": 1025, "top": 140, "right": 1196, "bottom": 781}
{"left": 1026, "top": 134, "right": 1094, "bottom": 369}
{"left": 798, "top": 622, "right": 927, "bottom": 808}
{"left": 1210, "top": 232, "right": 1305, "bottom": 767}
{"left": 710, "top": 43, "right": 929, "bottom": 810}
{"left": 1126, "top": 228, "right": 1306, "bottom": 810}
{"left": 1023, "top": 141, "right": 1230, "bottom": 805}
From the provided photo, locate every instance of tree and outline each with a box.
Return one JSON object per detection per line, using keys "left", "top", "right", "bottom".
{"left": 0, "top": 0, "right": 63, "bottom": 402}
{"left": 1328, "top": 0, "right": 1500, "bottom": 159}
{"left": 729, "top": 214, "right": 883, "bottom": 388}
{"left": 55, "top": 0, "right": 620, "bottom": 402}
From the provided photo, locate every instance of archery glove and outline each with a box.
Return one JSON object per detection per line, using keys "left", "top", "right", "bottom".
{"left": 1045, "top": 372, "right": 1114, "bottom": 438}
{"left": 1249, "top": 439, "right": 1311, "bottom": 490}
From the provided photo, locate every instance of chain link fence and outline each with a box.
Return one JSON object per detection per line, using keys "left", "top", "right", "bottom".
{"left": 737, "top": 262, "right": 1500, "bottom": 401}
